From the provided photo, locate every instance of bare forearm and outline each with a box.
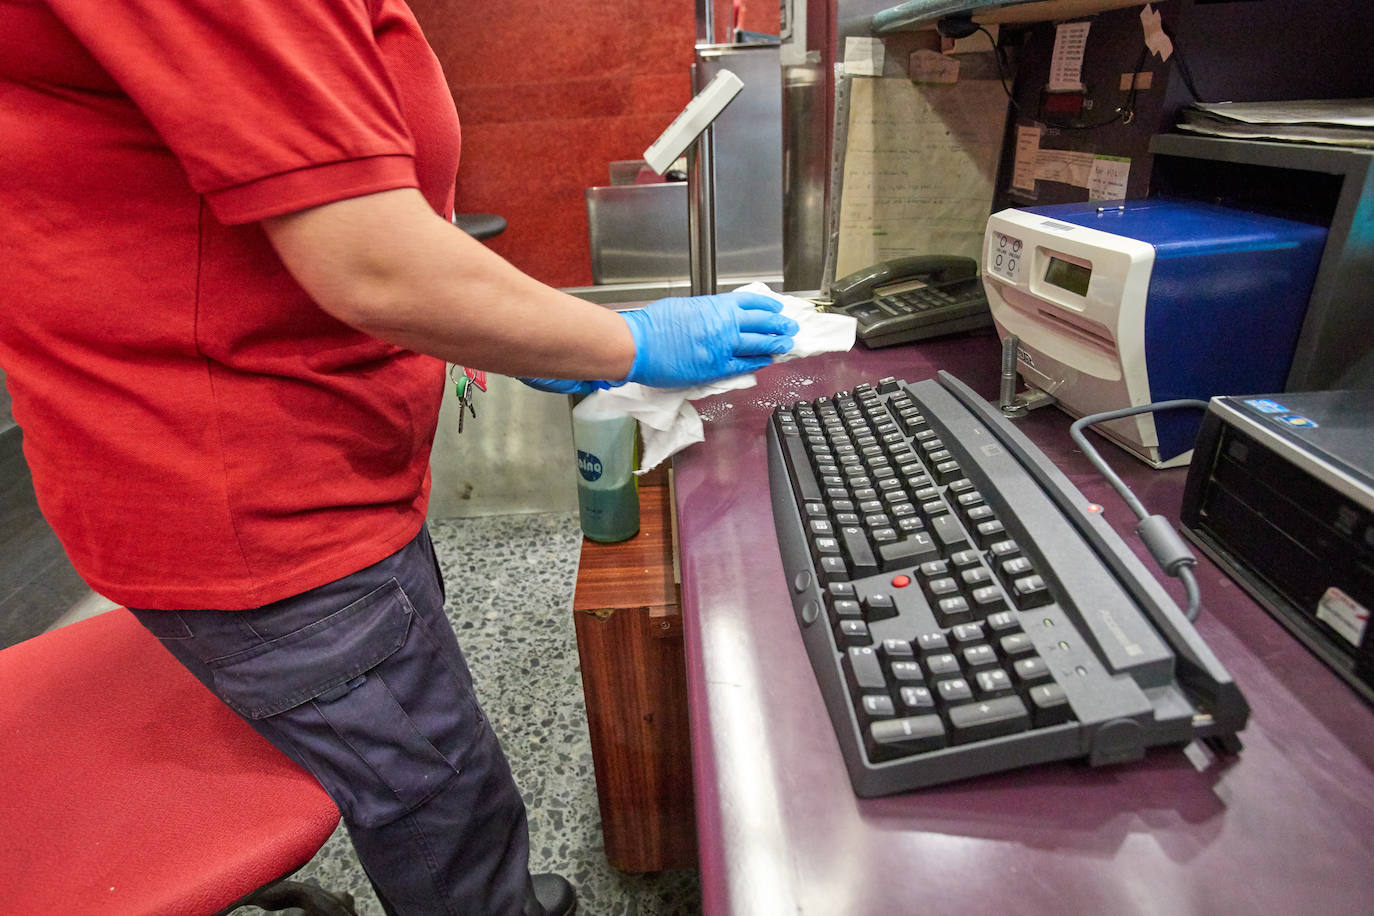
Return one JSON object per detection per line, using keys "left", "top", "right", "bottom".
{"left": 262, "top": 188, "right": 635, "bottom": 380}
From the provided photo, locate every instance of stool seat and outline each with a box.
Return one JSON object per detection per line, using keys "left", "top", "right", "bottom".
{"left": 453, "top": 212, "right": 507, "bottom": 240}
{"left": 0, "top": 609, "right": 340, "bottom": 915}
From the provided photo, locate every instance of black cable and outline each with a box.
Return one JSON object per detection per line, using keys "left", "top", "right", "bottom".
{"left": 1068, "top": 400, "right": 1210, "bottom": 621}
{"left": 980, "top": 25, "right": 1149, "bottom": 132}
{"left": 1159, "top": 22, "right": 1205, "bottom": 103}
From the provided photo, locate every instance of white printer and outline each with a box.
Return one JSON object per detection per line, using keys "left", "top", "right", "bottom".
{"left": 981, "top": 200, "right": 1327, "bottom": 468}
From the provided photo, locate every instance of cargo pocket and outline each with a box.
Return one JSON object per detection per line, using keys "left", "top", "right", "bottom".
{"left": 204, "top": 578, "right": 479, "bottom": 828}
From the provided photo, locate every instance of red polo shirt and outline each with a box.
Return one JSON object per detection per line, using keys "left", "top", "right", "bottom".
{"left": 0, "top": 0, "right": 461, "bottom": 609}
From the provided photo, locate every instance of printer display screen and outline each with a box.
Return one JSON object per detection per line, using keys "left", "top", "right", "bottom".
{"left": 1044, "top": 256, "right": 1091, "bottom": 297}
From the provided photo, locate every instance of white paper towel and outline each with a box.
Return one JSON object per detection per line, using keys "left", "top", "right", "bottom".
{"left": 581, "top": 283, "right": 857, "bottom": 473}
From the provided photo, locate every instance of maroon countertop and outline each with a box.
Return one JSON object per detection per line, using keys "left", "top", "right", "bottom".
{"left": 673, "top": 331, "right": 1374, "bottom": 916}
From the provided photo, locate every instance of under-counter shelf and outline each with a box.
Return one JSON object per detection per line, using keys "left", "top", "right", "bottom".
{"left": 871, "top": 0, "right": 1147, "bottom": 35}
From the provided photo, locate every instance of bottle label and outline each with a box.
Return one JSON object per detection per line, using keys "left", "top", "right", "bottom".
{"left": 577, "top": 449, "right": 604, "bottom": 482}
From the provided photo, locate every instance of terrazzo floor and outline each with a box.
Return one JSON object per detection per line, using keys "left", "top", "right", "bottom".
{"left": 246, "top": 511, "right": 702, "bottom": 916}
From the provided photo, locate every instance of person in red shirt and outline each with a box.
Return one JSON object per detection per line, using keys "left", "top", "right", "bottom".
{"left": 0, "top": 2, "right": 796, "bottom": 914}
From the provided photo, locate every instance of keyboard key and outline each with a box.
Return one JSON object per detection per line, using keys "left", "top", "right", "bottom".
{"left": 985, "top": 610, "right": 1020, "bottom": 634}
{"left": 999, "top": 632, "right": 1036, "bottom": 658}
{"left": 866, "top": 714, "right": 946, "bottom": 760}
{"left": 975, "top": 519, "right": 1007, "bottom": 546}
{"left": 915, "top": 632, "right": 949, "bottom": 654}
{"left": 936, "top": 595, "right": 972, "bottom": 626}
{"left": 819, "top": 556, "right": 849, "bottom": 584}
{"left": 843, "top": 646, "right": 888, "bottom": 693}
{"left": 918, "top": 559, "right": 949, "bottom": 578}
{"left": 961, "top": 566, "right": 994, "bottom": 589}
{"left": 949, "top": 549, "right": 982, "bottom": 569}
{"left": 878, "top": 533, "right": 939, "bottom": 570}
{"left": 889, "top": 661, "right": 925, "bottom": 684}
{"left": 835, "top": 618, "right": 871, "bottom": 646}
{"left": 964, "top": 645, "right": 999, "bottom": 670}
{"left": 1011, "top": 574, "right": 1052, "bottom": 609}
{"left": 926, "top": 653, "right": 961, "bottom": 677}
{"left": 827, "top": 598, "right": 863, "bottom": 626}
{"left": 948, "top": 695, "right": 1030, "bottom": 744}
{"left": 924, "top": 576, "right": 960, "bottom": 601}
{"left": 1027, "top": 682, "right": 1072, "bottom": 726}
{"left": 988, "top": 538, "right": 1020, "bottom": 560}
{"left": 998, "top": 556, "right": 1034, "bottom": 582}
{"left": 935, "top": 677, "right": 974, "bottom": 704}
{"left": 1013, "top": 656, "right": 1051, "bottom": 685}
{"left": 839, "top": 525, "right": 877, "bottom": 577}
{"left": 974, "top": 668, "right": 1014, "bottom": 696}
{"left": 970, "top": 586, "right": 1006, "bottom": 614}
{"left": 950, "top": 623, "right": 986, "bottom": 645}
{"left": 861, "top": 694, "right": 896, "bottom": 719}
{"left": 897, "top": 686, "right": 936, "bottom": 713}
{"left": 933, "top": 460, "right": 962, "bottom": 483}
{"left": 879, "top": 638, "right": 915, "bottom": 663}
{"left": 863, "top": 593, "right": 898, "bottom": 621}
{"left": 930, "top": 514, "right": 970, "bottom": 552}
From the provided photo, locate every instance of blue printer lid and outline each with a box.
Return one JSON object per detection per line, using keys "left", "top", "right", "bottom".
{"left": 1026, "top": 199, "right": 1327, "bottom": 258}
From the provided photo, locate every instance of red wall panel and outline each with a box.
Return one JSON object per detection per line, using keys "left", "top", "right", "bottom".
{"left": 407, "top": 0, "right": 698, "bottom": 288}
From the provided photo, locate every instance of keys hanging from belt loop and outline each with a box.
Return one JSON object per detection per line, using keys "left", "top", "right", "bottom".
{"left": 450, "top": 365, "right": 482, "bottom": 433}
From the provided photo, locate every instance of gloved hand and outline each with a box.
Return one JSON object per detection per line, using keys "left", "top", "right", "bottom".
{"left": 518, "top": 377, "right": 608, "bottom": 396}
{"left": 619, "top": 291, "right": 797, "bottom": 389}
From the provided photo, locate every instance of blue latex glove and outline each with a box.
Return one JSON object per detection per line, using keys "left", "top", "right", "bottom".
{"left": 619, "top": 291, "right": 798, "bottom": 389}
{"left": 518, "top": 377, "right": 607, "bottom": 395}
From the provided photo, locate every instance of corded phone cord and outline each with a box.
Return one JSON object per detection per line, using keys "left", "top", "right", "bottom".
{"left": 1069, "top": 400, "right": 1210, "bottom": 621}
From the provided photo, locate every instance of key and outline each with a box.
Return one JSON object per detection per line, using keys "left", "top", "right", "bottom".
{"left": 866, "top": 714, "right": 946, "bottom": 760}
{"left": 948, "top": 695, "right": 1031, "bottom": 744}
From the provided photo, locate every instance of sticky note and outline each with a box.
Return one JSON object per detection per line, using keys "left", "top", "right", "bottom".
{"left": 845, "top": 37, "right": 885, "bottom": 76}
{"left": 1140, "top": 4, "right": 1174, "bottom": 61}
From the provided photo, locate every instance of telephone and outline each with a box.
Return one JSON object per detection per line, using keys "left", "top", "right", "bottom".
{"left": 825, "top": 255, "right": 993, "bottom": 348}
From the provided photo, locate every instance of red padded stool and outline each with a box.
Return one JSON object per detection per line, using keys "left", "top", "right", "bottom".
{"left": 0, "top": 608, "right": 350, "bottom": 915}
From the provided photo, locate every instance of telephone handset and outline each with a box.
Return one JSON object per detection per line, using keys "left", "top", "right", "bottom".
{"left": 826, "top": 255, "right": 993, "bottom": 348}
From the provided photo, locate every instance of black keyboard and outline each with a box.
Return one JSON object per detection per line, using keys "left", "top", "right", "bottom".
{"left": 766, "top": 371, "right": 1249, "bottom": 796}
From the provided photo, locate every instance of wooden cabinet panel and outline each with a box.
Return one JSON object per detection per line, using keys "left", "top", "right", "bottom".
{"left": 573, "top": 480, "right": 696, "bottom": 872}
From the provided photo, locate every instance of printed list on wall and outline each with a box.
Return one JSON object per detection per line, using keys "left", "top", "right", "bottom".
{"left": 833, "top": 76, "right": 1006, "bottom": 279}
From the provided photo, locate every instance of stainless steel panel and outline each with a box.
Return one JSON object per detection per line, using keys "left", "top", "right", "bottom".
{"left": 585, "top": 183, "right": 690, "bottom": 285}
{"left": 695, "top": 45, "right": 785, "bottom": 283}
{"left": 783, "top": 63, "right": 828, "bottom": 292}
{"left": 585, "top": 44, "right": 784, "bottom": 289}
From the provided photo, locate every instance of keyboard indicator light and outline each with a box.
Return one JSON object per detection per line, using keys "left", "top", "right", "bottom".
{"left": 1088, "top": 503, "right": 1104, "bottom": 514}
{"left": 892, "top": 575, "right": 912, "bottom": 588}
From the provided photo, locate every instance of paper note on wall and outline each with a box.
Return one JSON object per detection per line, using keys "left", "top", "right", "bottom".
{"left": 1035, "top": 148, "right": 1095, "bottom": 187}
{"left": 1088, "top": 156, "right": 1131, "bottom": 200}
{"left": 1011, "top": 125, "right": 1041, "bottom": 192}
{"left": 1048, "top": 21, "right": 1091, "bottom": 92}
{"left": 834, "top": 77, "right": 1006, "bottom": 277}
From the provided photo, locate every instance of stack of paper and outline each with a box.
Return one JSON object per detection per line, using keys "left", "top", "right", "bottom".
{"left": 1178, "top": 99, "right": 1374, "bottom": 149}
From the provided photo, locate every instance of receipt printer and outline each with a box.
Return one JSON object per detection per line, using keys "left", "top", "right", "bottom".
{"left": 982, "top": 200, "right": 1327, "bottom": 468}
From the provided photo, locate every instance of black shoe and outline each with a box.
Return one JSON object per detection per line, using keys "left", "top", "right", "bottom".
{"left": 527, "top": 872, "right": 576, "bottom": 916}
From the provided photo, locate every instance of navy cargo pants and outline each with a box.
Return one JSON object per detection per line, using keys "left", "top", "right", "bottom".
{"left": 130, "top": 526, "right": 536, "bottom": 915}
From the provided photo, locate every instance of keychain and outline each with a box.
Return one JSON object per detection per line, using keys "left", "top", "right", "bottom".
{"left": 450, "top": 366, "right": 487, "bottom": 433}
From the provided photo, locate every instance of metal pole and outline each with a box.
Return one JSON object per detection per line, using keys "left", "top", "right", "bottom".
{"left": 687, "top": 123, "right": 718, "bottom": 296}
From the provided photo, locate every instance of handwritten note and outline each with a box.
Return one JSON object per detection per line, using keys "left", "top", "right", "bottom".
{"left": 1048, "top": 21, "right": 1091, "bottom": 92}
{"left": 1088, "top": 156, "right": 1131, "bottom": 200}
{"left": 834, "top": 77, "right": 1007, "bottom": 276}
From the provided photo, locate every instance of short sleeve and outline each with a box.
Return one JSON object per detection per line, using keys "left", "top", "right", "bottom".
{"left": 47, "top": 0, "right": 419, "bottom": 223}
